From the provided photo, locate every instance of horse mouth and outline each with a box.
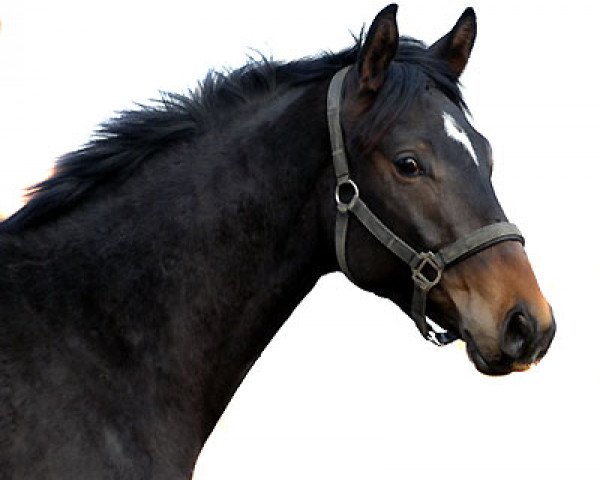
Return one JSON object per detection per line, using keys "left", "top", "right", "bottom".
{"left": 424, "top": 311, "right": 513, "bottom": 375}
{"left": 463, "top": 330, "right": 523, "bottom": 376}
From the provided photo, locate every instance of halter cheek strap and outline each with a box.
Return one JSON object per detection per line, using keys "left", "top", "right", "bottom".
{"left": 327, "top": 66, "right": 525, "bottom": 346}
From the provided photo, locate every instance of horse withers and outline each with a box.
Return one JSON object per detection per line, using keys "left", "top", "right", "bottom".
{"left": 0, "top": 4, "right": 555, "bottom": 479}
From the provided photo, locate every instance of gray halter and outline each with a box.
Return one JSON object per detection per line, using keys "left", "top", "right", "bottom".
{"left": 327, "top": 66, "right": 524, "bottom": 346}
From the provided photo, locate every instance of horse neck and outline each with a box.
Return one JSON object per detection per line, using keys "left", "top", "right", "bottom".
{"left": 0, "top": 80, "right": 338, "bottom": 476}
{"left": 186, "top": 83, "right": 337, "bottom": 440}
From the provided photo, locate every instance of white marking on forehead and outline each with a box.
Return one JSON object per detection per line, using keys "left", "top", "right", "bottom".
{"left": 442, "top": 112, "right": 479, "bottom": 166}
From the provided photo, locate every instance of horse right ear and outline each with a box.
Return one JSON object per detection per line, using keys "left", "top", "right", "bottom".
{"left": 357, "top": 4, "right": 399, "bottom": 94}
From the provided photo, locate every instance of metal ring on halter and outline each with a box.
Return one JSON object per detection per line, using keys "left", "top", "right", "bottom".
{"left": 335, "top": 179, "right": 359, "bottom": 213}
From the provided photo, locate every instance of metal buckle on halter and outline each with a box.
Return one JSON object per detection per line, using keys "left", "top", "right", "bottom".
{"left": 411, "top": 252, "right": 443, "bottom": 292}
{"left": 335, "top": 178, "right": 359, "bottom": 213}
{"left": 427, "top": 329, "right": 444, "bottom": 347}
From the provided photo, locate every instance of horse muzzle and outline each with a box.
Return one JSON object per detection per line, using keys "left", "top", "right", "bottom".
{"left": 464, "top": 306, "right": 556, "bottom": 376}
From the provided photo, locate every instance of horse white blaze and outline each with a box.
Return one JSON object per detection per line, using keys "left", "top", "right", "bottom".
{"left": 442, "top": 112, "right": 479, "bottom": 166}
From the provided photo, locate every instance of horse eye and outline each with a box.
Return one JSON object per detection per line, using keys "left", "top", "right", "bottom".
{"left": 394, "top": 156, "right": 422, "bottom": 177}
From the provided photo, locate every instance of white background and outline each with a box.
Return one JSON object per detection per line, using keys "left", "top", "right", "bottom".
{"left": 1, "top": 1, "right": 599, "bottom": 479}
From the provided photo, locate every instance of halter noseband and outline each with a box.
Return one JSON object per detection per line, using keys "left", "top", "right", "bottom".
{"left": 327, "top": 66, "right": 524, "bottom": 346}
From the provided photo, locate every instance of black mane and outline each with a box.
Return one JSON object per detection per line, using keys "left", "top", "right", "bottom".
{"left": 0, "top": 38, "right": 463, "bottom": 233}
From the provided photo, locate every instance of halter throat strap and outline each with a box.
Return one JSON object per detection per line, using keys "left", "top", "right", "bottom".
{"left": 327, "top": 66, "right": 524, "bottom": 346}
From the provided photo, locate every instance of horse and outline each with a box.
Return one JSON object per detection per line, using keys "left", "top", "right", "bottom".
{"left": 0, "top": 4, "right": 555, "bottom": 479}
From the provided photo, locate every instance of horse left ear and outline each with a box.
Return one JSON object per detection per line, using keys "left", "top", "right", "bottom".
{"left": 357, "top": 4, "right": 399, "bottom": 94}
{"left": 429, "top": 8, "right": 477, "bottom": 79}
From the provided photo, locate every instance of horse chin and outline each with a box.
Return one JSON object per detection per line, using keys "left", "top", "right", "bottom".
{"left": 466, "top": 342, "right": 512, "bottom": 376}
{"left": 423, "top": 310, "right": 509, "bottom": 375}
{"left": 463, "top": 331, "right": 527, "bottom": 376}
{"left": 400, "top": 304, "right": 533, "bottom": 376}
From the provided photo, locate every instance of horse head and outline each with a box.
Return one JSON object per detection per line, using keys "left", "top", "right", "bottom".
{"left": 330, "top": 5, "right": 555, "bottom": 375}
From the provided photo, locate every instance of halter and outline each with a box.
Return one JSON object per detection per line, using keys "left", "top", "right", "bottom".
{"left": 327, "top": 66, "right": 524, "bottom": 346}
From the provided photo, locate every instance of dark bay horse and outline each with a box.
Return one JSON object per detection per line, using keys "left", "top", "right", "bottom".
{"left": 0, "top": 5, "right": 555, "bottom": 479}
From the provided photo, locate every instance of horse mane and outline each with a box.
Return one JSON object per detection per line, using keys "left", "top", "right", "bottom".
{"left": 0, "top": 37, "right": 464, "bottom": 233}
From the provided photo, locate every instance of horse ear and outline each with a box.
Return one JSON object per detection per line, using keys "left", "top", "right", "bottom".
{"left": 429, "top": 8, "right": 477, "bottom": 79}
{"left": 357, "top": 4, "right": 399, "bottom": 94}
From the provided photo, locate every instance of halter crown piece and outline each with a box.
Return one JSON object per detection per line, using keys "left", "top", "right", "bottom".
{"left": 327, "top": 66, "right": 525, "bottom": 346}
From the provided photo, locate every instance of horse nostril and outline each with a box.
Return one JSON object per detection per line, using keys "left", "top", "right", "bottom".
{"left": 501, "top": 311, "right": 536, "bottom": 360}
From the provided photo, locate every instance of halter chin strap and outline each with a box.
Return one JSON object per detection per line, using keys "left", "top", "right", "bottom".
{"left": 327, "top": 66, "right": 525, "bottom": 346}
